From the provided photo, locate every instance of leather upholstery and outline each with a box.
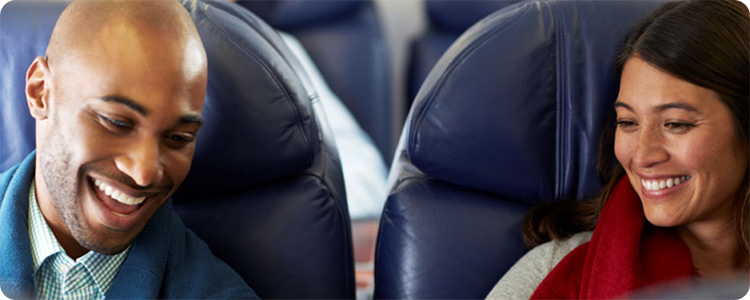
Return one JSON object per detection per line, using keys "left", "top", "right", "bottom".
{"left": 407, "top": 1, "right": 521, "bottom": 102}
{"left": 235, "top": 0, "right": 394, "bottom": 162}
{"left": 375, "top": 1, "right": 664, "bottom": 298}
{"left": 0, "top": 0, "right": 354, "bottom": 298}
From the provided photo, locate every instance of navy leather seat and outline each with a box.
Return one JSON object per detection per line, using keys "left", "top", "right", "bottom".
{"left": 235, "top": 0, "right": 394, "bottom": 162}
{"left": 375, "top": 1, "right": 664, "bottom": 298}
{"left": 407, "top": 1, "right": 521, "bottom": 103}
{"left": 0, "top": 0, "right": 354, "bottom": 298}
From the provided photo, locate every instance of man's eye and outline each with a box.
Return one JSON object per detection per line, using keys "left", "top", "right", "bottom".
{"left": 99, "top": 115, "right": 133, "bottom": 131}
{"left": 165, "top": 133, "right": 195, "bottom": 147}
{"left": 168, "top": 135, "right": 192, "bottom": 142}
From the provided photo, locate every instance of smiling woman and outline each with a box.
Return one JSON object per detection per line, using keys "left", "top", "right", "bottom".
{"left": 487, "top": 1, "right": 749, "bottom": 299}
{"left": 615, "top": 57, "right": 748, "bottom": 242}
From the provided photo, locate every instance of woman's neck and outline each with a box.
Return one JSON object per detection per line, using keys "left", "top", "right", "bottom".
{"left": 677, "top": 220, "right": 746, "bottom": 279}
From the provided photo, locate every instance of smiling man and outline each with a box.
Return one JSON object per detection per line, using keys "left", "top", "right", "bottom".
{"left": 0, "top": 1, "right": 258, "bottom": 299}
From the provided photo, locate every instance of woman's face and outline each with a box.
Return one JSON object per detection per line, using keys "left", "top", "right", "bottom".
{"left": 614, "top": 57, "right": 748, "bottom": 229}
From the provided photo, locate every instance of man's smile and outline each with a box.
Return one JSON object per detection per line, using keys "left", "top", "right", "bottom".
{"left": 87, "top": 176, "right": 161, "bottom": 229}
{"left": 94, "top": 178, "right": 146, "bottom": 206}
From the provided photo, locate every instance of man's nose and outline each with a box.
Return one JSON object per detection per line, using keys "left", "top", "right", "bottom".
{"left": 632, "top": 125, "right": 669, "bottom": 169}
{"left": 115, "top": 138, "right": 164, "bottom": 187}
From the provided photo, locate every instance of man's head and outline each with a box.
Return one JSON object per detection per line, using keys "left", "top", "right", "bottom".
{"left": 25, "top": 0, "right": 207, "bottom": 258}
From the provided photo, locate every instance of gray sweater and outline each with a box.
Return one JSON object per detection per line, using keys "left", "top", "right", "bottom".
{"left": 486, "top": 231, "right": 593, "bottom": 299}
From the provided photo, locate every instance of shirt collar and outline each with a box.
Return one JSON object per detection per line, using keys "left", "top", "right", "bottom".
{"left": 28, "top": 179, "right": 65, "bottom": 271}
{"left": 27, "top": 179, "right": 131, "bottom": 293}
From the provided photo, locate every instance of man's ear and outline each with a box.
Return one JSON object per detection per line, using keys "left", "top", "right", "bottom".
{"left": 26, "top": 56, "right": 52, "bottom": 120}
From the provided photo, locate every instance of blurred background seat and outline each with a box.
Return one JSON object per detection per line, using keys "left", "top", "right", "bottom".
{"left": 374, "top": 1, "right": 664, "bottom": 298}
{"left": 234, "top": 0, "right": 394, "bottom": 164}
{"left": 232, "top": 0, "right": 390, "bottom": 225}
{"left": 0, "top": 0, "right": 354, "bottom": 298}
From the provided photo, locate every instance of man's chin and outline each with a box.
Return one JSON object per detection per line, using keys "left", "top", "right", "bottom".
{"left": 77, "top": 236, "right": 133, "bottom": 255}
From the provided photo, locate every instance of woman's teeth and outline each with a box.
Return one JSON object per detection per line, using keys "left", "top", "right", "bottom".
{"left": 641, "top": 176, "right": 690, "bottom": 191}
{"left": 94, "top": 179, "right": 146, "bottom": 205}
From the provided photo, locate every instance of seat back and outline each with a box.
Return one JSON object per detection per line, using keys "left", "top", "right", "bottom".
{"left": 236, "top": 0, "right": 394, "bottom": 162}
{"left": 407, "top": 0, "right": 521, "bottom": 103}
{"left": 0, "top": 1, "right": 354, "bottom": 298}
{"left": 375, "top": 1, "right": 664, "bottom": 298}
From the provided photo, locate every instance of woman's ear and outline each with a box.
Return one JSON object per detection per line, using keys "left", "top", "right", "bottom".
{"left": 26, "top": 56, "right": 52, "bottom": 120}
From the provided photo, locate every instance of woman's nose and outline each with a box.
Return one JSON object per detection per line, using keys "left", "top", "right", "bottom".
{"left": 632, "top": 126, "right": 669, "bottom": 169}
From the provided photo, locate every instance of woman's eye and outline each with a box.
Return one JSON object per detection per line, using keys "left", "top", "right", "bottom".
{"left": 664, "top": 122, "right": 695, "bottom": 131}
{"left": 616, "top": 120, "right": 636, "bottom": 130}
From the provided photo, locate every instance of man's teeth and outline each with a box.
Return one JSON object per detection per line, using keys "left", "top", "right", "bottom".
{"left": 93, "top": 179, "right": 146, "bottom": 206}
{"left": 641, "top": 176, "right": 690, "bottom": 191}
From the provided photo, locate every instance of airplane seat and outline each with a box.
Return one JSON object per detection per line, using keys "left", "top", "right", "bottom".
{"left": 374, "top": 1, "right": 664, "bottom": 298}
{"left": 407, "top": 0, "right": 522, "bottom": 103}
{"left": 234, "top": 0, "right": 394, "bottom": 162}
{"left": 0, "top": 0, "right": 354, "bottom": 298}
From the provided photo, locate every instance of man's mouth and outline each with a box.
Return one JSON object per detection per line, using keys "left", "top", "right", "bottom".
{"left": 91, "top": 178, "right": 149, "bottom": 217}
{"left": 93, "top": 179, "right": 146, "bottom": 205}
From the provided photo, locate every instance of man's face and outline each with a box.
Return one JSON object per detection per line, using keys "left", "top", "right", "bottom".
{"left": 34, "top": 23, "right": 206, "bottom": 255}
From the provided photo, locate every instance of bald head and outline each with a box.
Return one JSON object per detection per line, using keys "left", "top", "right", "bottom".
{"left": 46, "top": 0, "right": 206, "bottom": 80}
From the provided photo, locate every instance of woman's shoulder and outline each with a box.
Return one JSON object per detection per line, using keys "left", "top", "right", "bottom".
{"left": 485, "top": 231, "right": 593, "bottom": 299}
{"left": 547, "top": 231, "right": 593, "bottom": 264}
{"left": 520, "top": 231, "right": 593, "bottom": 276}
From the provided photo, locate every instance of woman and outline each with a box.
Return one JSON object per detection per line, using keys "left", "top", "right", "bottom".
{"left": 487, "top": 1, "right": 749, "bottom": 298}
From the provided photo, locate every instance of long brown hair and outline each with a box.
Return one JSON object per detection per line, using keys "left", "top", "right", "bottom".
{"left": 522, "top": 0, "right": 750, "bottom": 265}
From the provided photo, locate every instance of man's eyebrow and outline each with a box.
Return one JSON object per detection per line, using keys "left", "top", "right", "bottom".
{"left": 179, "top": 114, "right": 203, "bottom": 126}
{"left": 98, "top": 96, "right": 149, "bottom": 116}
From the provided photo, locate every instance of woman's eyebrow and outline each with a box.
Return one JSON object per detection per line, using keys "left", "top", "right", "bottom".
{"left": 613, "top": 101, "right": 700, "bottom": 113}
{"left": 613, "top": 101, "right": 632, "bottom": 111}
{"left": 653, "top": 102, "right": 699, "bottom": 113}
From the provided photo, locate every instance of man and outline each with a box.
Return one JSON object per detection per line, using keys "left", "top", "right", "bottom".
{"left": 0, "top": 1, "right": 258, "bottom": 298}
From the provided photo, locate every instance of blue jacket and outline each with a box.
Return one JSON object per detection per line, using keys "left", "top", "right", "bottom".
{"left": 0, "top": 152, "right": 259, "bottom": 299}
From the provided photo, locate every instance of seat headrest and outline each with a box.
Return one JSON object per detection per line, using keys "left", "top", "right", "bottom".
{"left": 177, "top": 0, "right": 319, "bottom": 200}
{"left": 426, "top": 0, "right": 523, "bottom": 32}
{"left": 235, "top": 0, "right": 363, "bottom": 30}
{"left": 408, "top": 0, "right": 665, "bottom": 204}
{"left": 0, "top": 0, "right": 320, "bottom": 199}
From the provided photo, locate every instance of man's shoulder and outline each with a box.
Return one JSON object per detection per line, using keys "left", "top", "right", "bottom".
{"left": 0, "top": 164, "right": 22, "bottom": 196}
{"left": 107, "top": 204, "right": 258, "bottom": 299}
{"left": 163, "top": 214, "right": 258, "bottom": 298}
{"left": 0, "top": 154, "right": 34, "bottom": 206}
{"left": 0, "top": 155, "right": 36, "bottom": 299}
{"left": 127, "top": 203, "right": 259, "bottom": 299}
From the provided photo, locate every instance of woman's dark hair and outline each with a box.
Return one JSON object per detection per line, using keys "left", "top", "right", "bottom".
{"left": 522, "top": 0, "right": 750, "bottom": 263}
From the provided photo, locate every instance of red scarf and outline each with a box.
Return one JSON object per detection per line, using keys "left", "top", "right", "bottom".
{"left": 531, "top": 175, "right": 695, "bottom": 299}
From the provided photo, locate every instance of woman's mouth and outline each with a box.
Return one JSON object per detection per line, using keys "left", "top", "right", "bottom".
{"left": 641, "top": 175, "right": 691, "bottom": 191}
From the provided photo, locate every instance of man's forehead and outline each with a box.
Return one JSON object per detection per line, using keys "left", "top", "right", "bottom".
{"left": 46, "top": 0, "right": 208, "bottom": 115}
{"left": 47, "top": 0, "right": 204, "bottom": 69}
